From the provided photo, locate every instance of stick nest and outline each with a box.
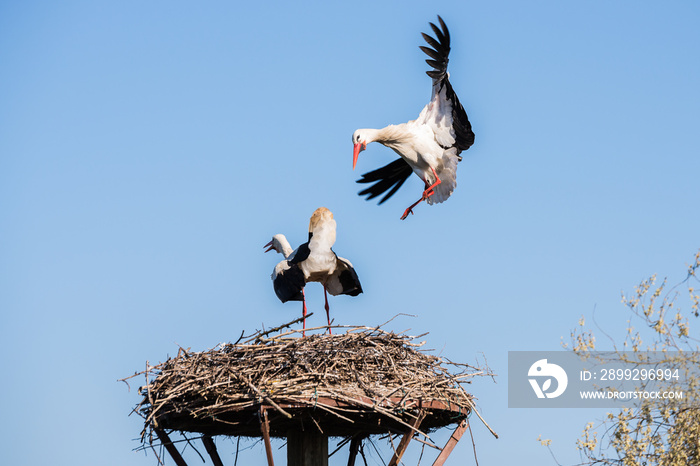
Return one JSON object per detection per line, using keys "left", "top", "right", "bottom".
{"left": 124, "top": 323, "right": 486, "bottom": 441}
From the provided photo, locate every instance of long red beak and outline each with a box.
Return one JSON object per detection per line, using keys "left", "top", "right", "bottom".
{"left": 353, "top": 143, "right": 364, "bottom": 170}
{"left": 263, "top": 240, "right": 274, "bottom": 253}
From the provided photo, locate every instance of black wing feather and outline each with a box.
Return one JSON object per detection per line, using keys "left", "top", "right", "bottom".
{"left": 444, "top": 79, "right": 474, "bottom": 152}
{"left": 429, "top": 22, "right": 445, "bottom": 45}
{"left": 273, "top": 262, "right": 305, "bottom": 303}
{"left": 421, "top": 16, "right": 450, "bottom": 81}
{"left": 337, "top": 266, "right": 362, "bottom": 296}
{"left": 421, "top": 15, "right": 475, "bottom": 153}
{"left": 425, "top": 59, "right": 442, "bottom": 70}
{"left": 437, "top": 16, "right": 450, "bottom": 43}
{"left": 356, "top": 158, "right": 413, "bottom": 204}
{"left": 421, "top": 33, "right": 443, "bottom": 56}
{"left": 325, "top": 254, "right": 363, "bottom": 297}
{"left": 419, "top": 45, "right": 442, "bottom": 61}
{"left": 289, "top": 242, "right": 310, "bottom": 264}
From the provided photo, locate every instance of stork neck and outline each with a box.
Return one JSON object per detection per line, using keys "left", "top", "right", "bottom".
{"left": 280, "top": 242, "right": 294, "bottom": 259}
{"left": 372, "top": 125, "right": 411, "bottom": 147}
{"left": 274, "top": 234, "right": 294, "bottom": 258}
{"left": 309, "top": 220, "right": 336, "bottom": 251}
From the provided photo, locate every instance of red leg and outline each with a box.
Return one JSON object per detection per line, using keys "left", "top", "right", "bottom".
{"left": 301, "top": 289, "right": 307, "bottom": 337}
{"left": 323, "top": 286, "right": 332, "bottom": 334}
{"left": 400, "top": 167, "right": 441, "bottom": 220}
{"left": 423, "top": 167, "right": 441, "bottom": 197}
{"left": 401, "top": 197, "right": 426, "bottom": 220}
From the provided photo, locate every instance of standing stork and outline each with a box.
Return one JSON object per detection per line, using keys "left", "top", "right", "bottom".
{"left": 264, "top": 208, "right": 362, "bottom": 334}
{"left": 352, "top": 16, "right": 475, "bottom": 220}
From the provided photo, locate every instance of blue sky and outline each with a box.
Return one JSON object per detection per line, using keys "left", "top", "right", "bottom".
{"left": 1, "top": 1, "right": 699, "bottom": 465}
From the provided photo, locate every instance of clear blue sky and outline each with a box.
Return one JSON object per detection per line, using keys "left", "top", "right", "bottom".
{"left": 1, "top": 1, "right": 699, "bottom": 465}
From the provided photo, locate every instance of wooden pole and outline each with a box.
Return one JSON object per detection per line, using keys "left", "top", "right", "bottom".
{"left": 154, "top": 428, "right": 189, "bottom": 466}
{"left": 388, "top": 410, "right": 426, "bottom": 466}
{"left": 287, "top": 429, "right": 328, "bottom": 466}
{"left": 346, "top": 436, "right": 363, "bottom": 466}
{"left": 259, "top": 408, "right": 276, "bottom": 466}
{"left": 432, "top": 419, "right": 469, "bottom": 466}
{"left": 201, "top": 435, "right": 224, "bottom": 466}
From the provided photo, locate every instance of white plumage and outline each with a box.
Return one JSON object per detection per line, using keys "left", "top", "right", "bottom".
{"left": 264, "top": 208, "right": 362, "bottom": 334}
{"left": 353, "top": 16, "right": 475, "bottom": 220}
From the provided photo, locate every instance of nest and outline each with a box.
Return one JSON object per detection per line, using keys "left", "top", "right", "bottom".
{"left": 124, "top": 321, "right": 487, "bottom": 443}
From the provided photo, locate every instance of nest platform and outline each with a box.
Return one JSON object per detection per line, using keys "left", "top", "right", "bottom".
{"left": 124, "top": 322, "right": 491, "bottom": 465}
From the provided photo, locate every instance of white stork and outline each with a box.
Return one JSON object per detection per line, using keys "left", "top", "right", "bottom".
{"left": 264, "top": 234, "right": 294, "bottom": 259}
{"left": 352, "top": 16, "right": 475, "bottom": 220}
{"left": 264, "top": 208, "right": 362, "bottom": 334}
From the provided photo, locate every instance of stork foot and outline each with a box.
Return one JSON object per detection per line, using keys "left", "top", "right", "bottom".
{"left": 400, "top": 205, "right": 416, "bottom": 220}
{"left": 401, "top": 196, "right": 426, "bottom": 220}
{"left": 400, "top": 168, "right": 442, "bottom": 220}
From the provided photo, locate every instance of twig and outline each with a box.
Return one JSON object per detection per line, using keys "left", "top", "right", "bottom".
{"left": 242, "top": 377, "right": 292, "bottom": 419}
{"left": 245, "top": 314, "right": 314, "bottom": 344}
{"left": 468, "top": 421, "right": 479, "bottom": 466}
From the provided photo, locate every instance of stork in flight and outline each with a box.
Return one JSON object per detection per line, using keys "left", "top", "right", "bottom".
{"left": 352, "top": 16, "right": 475, "bottom": 220}
{"left": 264, "top": 208, "right": 362, "bottom": 334}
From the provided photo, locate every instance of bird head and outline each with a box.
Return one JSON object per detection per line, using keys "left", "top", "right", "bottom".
{"left": 263, "top": 234, "right": 286, "bottom": 254}
{"left": 309, "top": 207, "right": 336, "bottom": 248}
{"left": 309, "top": 207, "right": 333, "bottom": 233}
{"left": 352, "top": 130, "right": 368, "bottom": 170}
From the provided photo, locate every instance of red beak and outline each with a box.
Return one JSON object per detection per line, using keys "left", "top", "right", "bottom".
{"left": 263, "top": 240, "right": 274, "bottom": 253}
{"left": 353, "top": 142, "right": 365, "bottom": 170}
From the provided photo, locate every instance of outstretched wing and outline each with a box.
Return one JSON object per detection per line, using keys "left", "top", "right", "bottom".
{"left": 356, "top": 158, "right": 413, "bottom": 204}
{"left": 420, "top": 15, "right": 474, "bottom": 154}
{"left": 325, "top": 255, "right": 363, "bottom": 297}
{"left": 272, "top": 260, "right": 305, "bottom": 302}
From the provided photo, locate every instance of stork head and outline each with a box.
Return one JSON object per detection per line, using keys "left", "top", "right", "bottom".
{"left": 309, "top": 207, "right": 334, "bottom": 233}
{"left": 309, "top": 207, "right": 336, "bottom": 248}
{"left": 263, "top": 234, "right": 286, "bottom": 254}
{"left": 352, "top": 130, "right": 368, "bottom": 170}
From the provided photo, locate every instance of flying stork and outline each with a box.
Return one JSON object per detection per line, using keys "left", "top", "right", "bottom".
{"left": 352, "top": 16, "right": 475, "bottom": 220}
{"left": 264, "top": 208, "right": 362, "bottom": 334}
